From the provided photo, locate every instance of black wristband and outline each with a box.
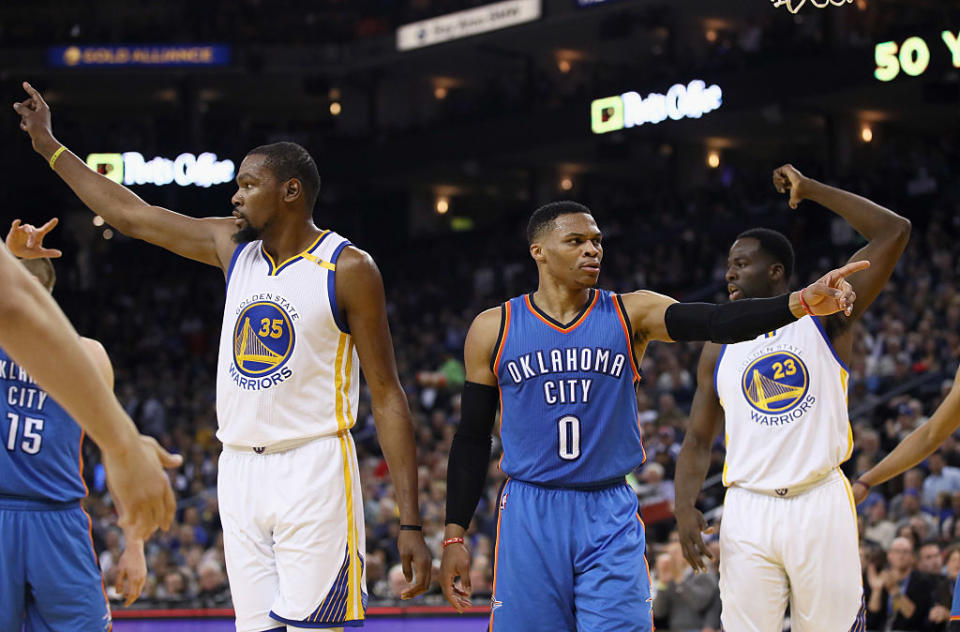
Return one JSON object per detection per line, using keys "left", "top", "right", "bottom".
{"left": 399, "top": 524, "right": 423, "bottom": 531}
{"left": 665, "top": 293, "right": 796, "bottom": 344}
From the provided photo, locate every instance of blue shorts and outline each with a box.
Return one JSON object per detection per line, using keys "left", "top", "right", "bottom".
{"left": 489, "top": 478, "right": 653, "bottom": 632}
{"left": 0, "top": 497, "right": 111, "bottom": 632}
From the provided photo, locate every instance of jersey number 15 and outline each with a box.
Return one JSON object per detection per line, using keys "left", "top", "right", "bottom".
{"left": 5, "top": 412, "right": 44, "bottom": 455}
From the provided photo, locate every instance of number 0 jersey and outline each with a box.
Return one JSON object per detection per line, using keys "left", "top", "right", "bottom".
{"left": 715, "top": 316, "right": 853, "bottom": 493}
{"left": 216, "top": 231, "right": 360, "bottom": 448}
{"left": 494, "top": 289, "right": 645, "bottom": 487}
{"left": 0, "top": 347, "right": 86, "bottom": 502}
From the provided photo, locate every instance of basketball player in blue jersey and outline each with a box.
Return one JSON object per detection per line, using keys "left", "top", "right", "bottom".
{"left": 15, "top": 81, "right": 431, "bottom": 632}
{"left": 439, "top": 200, "right": 869, "bottom": 631}
{"left": 0, "top": 219, "right": 154, "bottom": 630}
{"left": 851, "top": 367, "right": 960, "bottom": 629}
{"left": 0, "top": 239, "right": 177, "bottom": 543}
{"left": 675, "top": 164, "right": 911, "bottom": 632}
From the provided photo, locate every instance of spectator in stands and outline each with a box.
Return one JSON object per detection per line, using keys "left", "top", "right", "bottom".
{"left": 922, "top": 451, "right": 960, "bottom": 509}
{"left": 653, "top": 540, "right": 721, "bottom": 632}
{"left": 863, "top": 498, "right": 898, "bottom": 550}
{"left": 864, "top": 537, "right": 942, "bottom": 631}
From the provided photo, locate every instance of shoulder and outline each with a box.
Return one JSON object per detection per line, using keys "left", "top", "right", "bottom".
{"left": 333, "top": 246, "right": 382, "bottom": 293}
{"left": 468, "top": 306, "right": 504, "bottom": 342}
{"left": 619, "top": 289, "right": 678, "bottom": 323}
{"left": 464, "top": 306, "right": 505, "bottom": 372}
{"left": 334, "top": 244, "right": 376, "bottom": 275}
{"left": 619, "top": 289, "right": 677, "bottom": 310}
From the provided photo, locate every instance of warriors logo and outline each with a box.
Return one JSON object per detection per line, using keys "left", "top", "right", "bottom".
{"left": 233, "top": 301, "right": 295, "bottom": 378}
{"left": 740, "top": 351, "right": 809, "bottom": 415}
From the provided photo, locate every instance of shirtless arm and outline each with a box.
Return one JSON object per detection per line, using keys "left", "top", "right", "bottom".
{"left": 440, "top": 307, "right": 501, "bottom": 612}
{"left": 81, "top": 338, "right": 147, "bottom": 606}
{"left": 621, "top": 258, "right": 869, "bottom": 349}
{"left": 336, "top": 247, "right": 432, "bottom": 599}
{"left": 853, "top": 367, "right": 960, "bottom": 503}
{"left": 674, "top": 343, "right": 725, "bottom": 572}
{"left": 14, "top": 82, "right": 236, "bottom": 271}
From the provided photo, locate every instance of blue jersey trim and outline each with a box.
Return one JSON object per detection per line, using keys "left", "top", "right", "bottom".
{"left": 225, "top": 243, "right": 245, "bottom": 288}
{"left": 327, "top": 241, "right": 353, "bottom": 334}
{"left": 713, "top": 344, "right": 727, "bottom": 394}
{"left": 269, "top": 612, "right": 363, "bottom": 628}
{"left": 810, "top": 316, "right": 850, "bottom": 372}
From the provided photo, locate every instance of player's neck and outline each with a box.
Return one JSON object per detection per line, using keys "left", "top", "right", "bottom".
{"left": 531, "top": 281, "right": 593, "bottom": 324}
{"left": 260, "top": 220, "right": 323, "bottom": 263}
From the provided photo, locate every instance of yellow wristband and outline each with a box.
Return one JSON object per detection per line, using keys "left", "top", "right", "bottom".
{"left": 48, "top": 146, "right": 66, "bottom": 170}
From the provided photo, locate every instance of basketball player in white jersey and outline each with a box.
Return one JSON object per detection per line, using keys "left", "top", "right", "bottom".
{"left": 674, "top": 164, "right": 911, "bottom": 631}
{"left": 15, "top": 82, "right": 432, "bottom": 632}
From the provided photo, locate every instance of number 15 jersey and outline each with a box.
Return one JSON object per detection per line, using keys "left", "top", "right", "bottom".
{"left": 494, "top": 289, "right": 645, "bottom": 487}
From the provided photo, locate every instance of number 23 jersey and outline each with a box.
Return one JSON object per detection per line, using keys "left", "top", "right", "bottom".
{"left": 714, "top": 316, "right": 852, "bottom": 493}
{"left": 494, "top": 289, "right": 645, "bottom": 487}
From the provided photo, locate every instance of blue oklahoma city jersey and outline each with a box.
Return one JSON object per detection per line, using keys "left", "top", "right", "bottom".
{"left": 495, "top": 289, "right": 644, "bottom": 486}
{"left": 0, "top": 347, "right": 86, "bottom": 502}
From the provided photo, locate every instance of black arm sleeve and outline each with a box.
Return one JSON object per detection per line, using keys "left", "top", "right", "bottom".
{"left": 664, "top": 293, "right": 796, "bottom": 344}
{"left": 445, "top": 381, "right": 498, "bottom": 529}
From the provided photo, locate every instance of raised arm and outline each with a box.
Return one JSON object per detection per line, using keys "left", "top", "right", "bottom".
{"left": 13, "top": 82, "right": 236, "bottom": 270}
{"left": 440, "top": 306, "right": 501, "bottom": 612}
{"left": 774, "top": 164, "right": 910, "bottom": 324}
{"left": 674, "top": 343, "right": 725, "bottom": 572}
{"left": 853, "top": 367, "right": 960, "bottom": 503}
{"left": 624, "top": 259, "right": 869, "bottom": 347}
{"left": 0, "top": 245, "right": 179, "bottom": 538}
{"left": 335, "top": 247, "right": 431, "bottom": 600}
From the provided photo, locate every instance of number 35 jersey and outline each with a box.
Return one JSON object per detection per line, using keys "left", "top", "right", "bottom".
{"left": 0, "top": 347, "right": 86, "bottom": 502}
{"left": 494, "top": 289, "right": 645, "bottom": 487}
{"left": 216, "top": 231, "right": 360, "bottom": 448}
{"left": 715, "top": 316, "right": 852, "bottom": 493}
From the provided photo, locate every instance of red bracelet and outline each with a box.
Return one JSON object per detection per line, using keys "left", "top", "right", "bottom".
{"left": 798, "top": 288, "right": 815, "bottom": 317}
{"left": 442, "top": 537, "right": 465, "bottom": 549}
{"left": 854, "top": 479, "right": 871, "bottom": 491}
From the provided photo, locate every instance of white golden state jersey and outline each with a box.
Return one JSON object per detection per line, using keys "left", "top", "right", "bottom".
{"left": 216, "top": 230, "right": 359, "bottom": 448}
{"left": 715, "top": 316, "right": 852, "bottom": 494}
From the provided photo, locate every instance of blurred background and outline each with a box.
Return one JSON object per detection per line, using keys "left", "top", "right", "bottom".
{"left": 2, "top": 0, "right": 960, "bottom": 630}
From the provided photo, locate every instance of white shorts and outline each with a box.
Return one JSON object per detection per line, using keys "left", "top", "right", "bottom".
{"left": 719, "top": 470, "right": 864, "bottom": 632}
{"left": 218, "top": 434, "right": 367, "bottom": 632}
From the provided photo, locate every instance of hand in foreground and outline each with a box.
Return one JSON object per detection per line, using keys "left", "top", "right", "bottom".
{"left": 104, "top": 434, "right": 182, "bottom": 540}
{"left": 440, "top": 539, "right": 474, "bottom": 612}
{"left": 676, "top": 505, "right": 715, "bottom": 573}
{"left": 398, "top": 529, "right": 432, "bottom": 600}
{"left": 799, "top": 260, "right": 870, "bottom": 317}
{"left": 6, "top": 218, "right": 62, "bottom": 259}
{"left": 115, "top": 539, "right": 146, "bottom": 607}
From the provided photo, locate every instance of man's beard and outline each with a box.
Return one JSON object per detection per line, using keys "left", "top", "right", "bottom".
{"left": 232, "top": 222, "right": 263, "bottom": 244}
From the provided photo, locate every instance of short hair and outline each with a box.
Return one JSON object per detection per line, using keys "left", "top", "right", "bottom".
{"left": 21, "top": 258, "right": 55, "bottom": 292}
{"left": 246, "top": 141, "right": 321, "bottom": 211}
{"left": 526, "top": 201, "right": 593, "bottom": 244}
{"left": 736, "top": 227, "right": 795, "bottom": 279}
